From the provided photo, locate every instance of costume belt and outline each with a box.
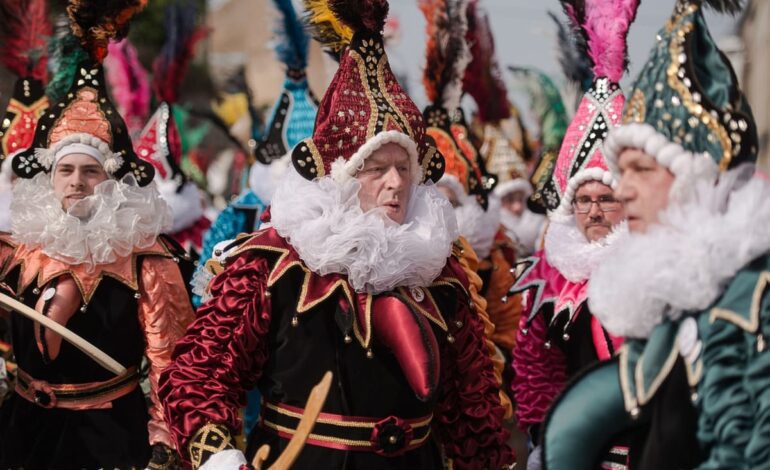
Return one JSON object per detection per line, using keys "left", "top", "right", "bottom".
{"left": 260, "top": 401, "right": 433, "bottom": 457}
{"left": 15, "top": 366, "right": 139, "bottom": 410}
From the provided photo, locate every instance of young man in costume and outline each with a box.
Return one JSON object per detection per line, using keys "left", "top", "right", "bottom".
{"left": 0, "top": 2, "right": 196, "bottom": 467}
{"left": 134, "top": 2, "right": 211, "bottom": 262}
{"left": 508, "top": 0, "right": 638, "bottom": 467}
{"left": 159, "top": 1, "right": 514, "bottom": 469}
{"left": 494, "top": 174, "right": 546, "bottom": 257}
{"left": 543, "top": 0, "right": 768, "bottom": 469}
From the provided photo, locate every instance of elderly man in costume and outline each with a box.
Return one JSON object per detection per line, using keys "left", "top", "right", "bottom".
{"left": 0, "top": 2, "right": 196, "bottom": 468}
{"left": 159, "top": 1, "right": 514, "bottom": 469}
{"left": 508, "top": 0, "right": 637, "bottom": 467}
{"left": 543, "top": 0, "right": 769, "bottom": 468}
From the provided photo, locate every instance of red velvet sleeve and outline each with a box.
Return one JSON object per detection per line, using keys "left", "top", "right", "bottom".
{"left": 158, "top": 249, "right": 272, "bottom": 458}
{"left": 433, "top": 285, "right": 515, "bottom": 469}
{"left": 511, "top": 309, "right": 568, "bottom": 435}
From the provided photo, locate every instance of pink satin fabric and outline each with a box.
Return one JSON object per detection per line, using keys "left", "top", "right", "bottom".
{"left": 138, "top": 255, "right": 197, "bottom": 448}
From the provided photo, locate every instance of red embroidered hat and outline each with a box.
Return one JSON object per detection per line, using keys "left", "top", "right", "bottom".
{"left": 293, "top": 0, "right": 444, "bottom": 184}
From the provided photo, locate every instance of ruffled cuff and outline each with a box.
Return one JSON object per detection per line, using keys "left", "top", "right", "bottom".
{"left": 434, "top": 265, "right": 515, "bottom": 469}
{"left": 158, "top": 250, "right": 273, "bottom": 459}
{"left": 512, "top": 311, "right": 568, "bottom": 433}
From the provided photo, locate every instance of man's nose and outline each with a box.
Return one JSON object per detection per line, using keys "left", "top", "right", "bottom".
{"left": 587, "top": 201, "right": 604, "bottom": 219}
{"left": 384, "top": 166, "right": 405, "bottom": 189}
{"left": 615, "top": 178, "right": 632, "bottom": 203}
{"left": 71, "top": 170, "right": 86, "bottom": 187}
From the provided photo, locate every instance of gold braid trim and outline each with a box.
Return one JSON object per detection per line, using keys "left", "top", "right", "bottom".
{"left": 188, "top": 423, "right": 236, "bottom": 469}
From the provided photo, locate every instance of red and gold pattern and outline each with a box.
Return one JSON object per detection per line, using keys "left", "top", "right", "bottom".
{"left": 0, "top": 78, "right": 48, "bottom": 161}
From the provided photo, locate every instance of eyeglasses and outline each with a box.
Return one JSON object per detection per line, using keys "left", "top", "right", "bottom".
{"left": 572, "top": 195, "right": 622, "bottom": 213}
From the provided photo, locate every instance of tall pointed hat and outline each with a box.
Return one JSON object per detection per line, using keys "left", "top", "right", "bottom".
{"left": 133, "top": 2, "right": 206, "bottom": 186}
{"left": 603, "top": 0, "right": 757, "bottom": 189}
{"left": 294, "top": 0, "right": 444, "bottom": 184}
{"left": 13, "top": 0, "right": 154, "bottom": 186}
{"left": 548, "top": 0, "right": 640, "bottom": 218}
{"left": 420, "top": 0, "right": 490, "bottom": 207}
{"left": 254, "top": 0, "right": 318, "bottom": 164}
{"left": 0, "top": 0, "right": 51, "bottom": 167}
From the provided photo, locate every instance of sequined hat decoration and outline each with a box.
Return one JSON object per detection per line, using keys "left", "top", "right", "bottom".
{"left": 133, "top": 2, "right": 206, "bottom": 185}
{"left": 13, "top": 0, "right": 154, "bottom": 186}
{"left": 295, "top": 0, "right": 444, "bottom": 184}
{"left": 603, "top": 0, "right": 758, "bottom": 183}
{"left": 548, "top": 0, "right": 640, "bottom": 218}
{"left": 0, "top": 0, "right": 51, "bottom": 165}
{"left": 254, "top": 0, "right": 319, "bottom": 165}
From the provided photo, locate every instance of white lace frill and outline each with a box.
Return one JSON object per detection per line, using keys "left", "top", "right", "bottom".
{"left": 454, "top": 192, "right": 502, "bottom": 260}
{"left": 544, "top": 217, "right": 628, "bottom": 283}
{"left": 11, "top": 173, "right": 172, "bottom": 270}
{"left": 269, "top": 168, "right": 459, "bottom": 294}
{"left": 588, "top": 166, "right": 770, "bottom": 339}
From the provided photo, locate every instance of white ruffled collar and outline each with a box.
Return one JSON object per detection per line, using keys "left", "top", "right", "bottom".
{"left": 544, "top": 217, "right": 628, "bottom": 282}
{"left": 588, "top": 167, "right": 770, "bottom": 339}
{"left": 269, "top": 168, "right": 459, "bottom": 294}
{"left": 156, "top": 179, "right": 205, "bottom": 233}
{"left": 11, "top": 173, "right": 171, "bottom": 270}
{"left": 455, "top": 193, "right": 501, "bottom": 260}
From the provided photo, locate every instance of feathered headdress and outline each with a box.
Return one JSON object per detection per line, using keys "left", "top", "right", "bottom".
{"left": 463, "top": 0, "right": 510, "bottom": 124}
{"left": 253, "top": 0, "right": 318, "bottom": 164}
{"left": 273, "top": 0, "right": 310, "bottom": 71}
{"left": 550, "top": 11, "right": 592, "bottom": 96}
{"left": 0, "top": 0, "right": 51, "bottom": 82}
{"left": 302, "top": 0, "right": 353, "bottom": 59}
{"left": 134, "top": 1, "right": 207, "bottom": 184}
{"left": 14, "top": 0, "right": 154, "bottom": 186}
{"left": 292, "top": 0, "right": 444, "bottom": 185}
{"left": 0, "top": 0, "right": 51, "bottom": 165}
{"left": 421, "top": 0, "right": 471, "bottom": 113}
{"left": 104, "top": 38, "right": 151, "bottom": 137}
{"left": 547, "top": 0, "right": 640, "bottom": 218}
{"left": 45, "top": 16, "right": 89, "bottom": 104}
{"left": 507, "top": 67, "right": 569, "bottom": 214}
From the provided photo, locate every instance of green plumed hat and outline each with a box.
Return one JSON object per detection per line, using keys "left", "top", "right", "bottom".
{"left": 604, "top": 0, "right": 758, "bottom": 184}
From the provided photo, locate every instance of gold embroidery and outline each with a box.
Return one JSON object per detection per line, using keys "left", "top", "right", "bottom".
{"left": 188, "top": 423, "right": 235, "bottom": 469}
{"left": 709, "top": 271, "right": 770, "bottom": 333}
{"left": 624, "top": 89, "right": 647, "bottom": 124}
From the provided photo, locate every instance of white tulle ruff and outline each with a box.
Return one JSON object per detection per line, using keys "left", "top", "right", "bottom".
{"left": 500, "top": 208, "right": 546, "bottom": 256}
{"left": 588, "top": 166, "right": 770, "bottom": 339}
{"left": 156, "top": 179, "right": 205, "bottom": 233}
{"left": 544, "top": 218, "right": 628, "bottom": 283}
{"left": 270, "top": 168, "right": 459, "bottom": 294}
{"left": 11, "top": 173, "right": 172, "bottom": 269}
{"left": 0, "top": 183, "right": 12, "bottom": 232}
{"left": 454, "top": 192, "right": 501, "bottom": 260}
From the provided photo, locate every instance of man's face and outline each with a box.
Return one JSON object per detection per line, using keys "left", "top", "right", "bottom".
{"left": 356, "top": 142, "right": 413, "bottom": 224}
{"left": 502, "top": 190, "right": 527, "bottom": 217}
{"left": 615, "top": 148, "right": 675, "bottom": 233}
{"left": 52, "top": 153, "right": 109, "bottom": 211}
{"left": 573, "top": 180, "right": 625, "bottom": 242}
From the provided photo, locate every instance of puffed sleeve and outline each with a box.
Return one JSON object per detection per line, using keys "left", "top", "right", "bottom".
{"left": 455, "top": 238, "right": 513, "bottom": 419}
{"left": 138, "top": 255, "right": 198, "bottom": 448}
{"left": 511, "top": 309, "right": 568, "bottom": 441}
{"left": 158, "top": 249, "right": 272, "bottom": 467}
{"left": 433, "top": 259, "right": 515, "bottom": 470}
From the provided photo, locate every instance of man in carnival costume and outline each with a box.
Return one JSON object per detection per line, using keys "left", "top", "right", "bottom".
{"left": 134, "top": 2, "right": 211, "bottom": 262}
{"left": 494, "top": 171, "right": 546, "bottom": 257}
{"left": 159, "top": 1, "right": 514, "bottom": 469}
{"left": 543, "top": 0, "right": 768, "bottom": 468}
{"left": 194, "top": 0, "right": 318, "bottom": 308}
{"left": 508, "top": 0, "right": 638, "bottom": 467}
{"left": 0, "top": 1, "right": 196, "bottom": 468}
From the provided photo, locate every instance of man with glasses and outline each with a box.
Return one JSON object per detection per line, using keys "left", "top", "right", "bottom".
{"left": 508, "top": 1, "right": 639, "bottom": 467}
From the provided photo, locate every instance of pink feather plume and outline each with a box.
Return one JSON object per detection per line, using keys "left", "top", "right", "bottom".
{"left": 105, "top": 39, "right": 151, "bottom": 136}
